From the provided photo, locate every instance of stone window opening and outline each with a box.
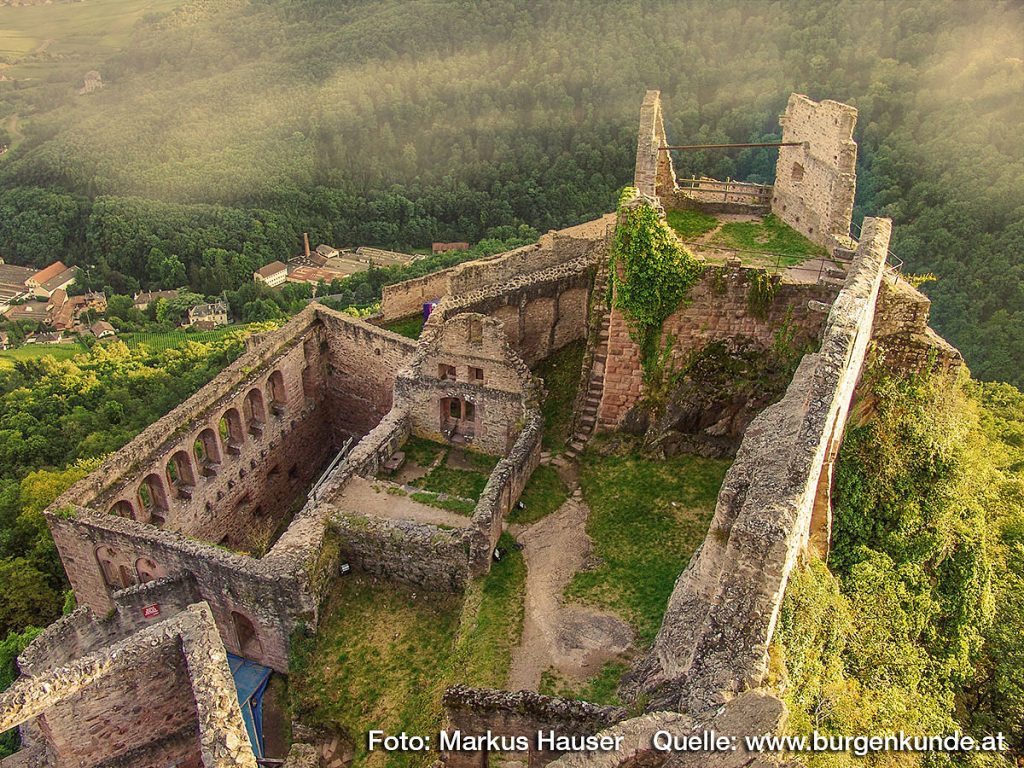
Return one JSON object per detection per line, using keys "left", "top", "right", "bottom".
{"left": 438, "top": 363, "right": 457, "bottom": 380}
{"left": 231, "top": 611, "right": 263, "bottom": 660}
{"left": 139, "top": 473, "right": 169, "bottom": 525}
{"left": 440, "top": 397, "right": 477, "bottom": 444}
{"left": 469, "top": 366, "right": 485, "bottom": 383}
{"left": 109, "top": 500, "right": 136, "bottom": 520}
{"left": 791, "top": 162, "right": 805, "bottom": 182}
{"left": 166, "top": 450, "right": 196, "bottom": 500}
{"left": 194, "top": 428, "right": 222, "bottom": 477}
{"left": 468, "top": 317, "right": 483, "bottom": 343}
{"left": 302, "top": 365, "right": 317, "bottom": 400}
{"left": 267, "top": 370, "right": 287, "bottom": 416}
{"left": 135, "top": 557, "right": 161, "bottom": 584}
{"left": 220, "top": 408, "right": 245, "bottom": 455}
{"left": 245, "top": 388, "right": 266, "bottom": 436}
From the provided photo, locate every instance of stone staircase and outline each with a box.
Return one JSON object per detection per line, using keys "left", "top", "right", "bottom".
{"left": 565, "top": 311, "right": 611, "bottom": 460}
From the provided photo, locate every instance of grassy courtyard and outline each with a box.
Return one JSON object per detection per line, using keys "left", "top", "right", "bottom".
{"left": 568, "top": 438, "right": 731, "bottom": 644}
{"left": 290, "top": 532, "right": 525, "bottom": 768}
{"left": 666, "top": 210, "right": 828, "bottom": 267}
{"left": 383, "top": 314, "right": 426, "bottom": 340}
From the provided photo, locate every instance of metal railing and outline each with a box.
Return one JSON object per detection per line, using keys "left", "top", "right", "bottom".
{"left": 851, "top": 220, "right": 903, "bottom": 285}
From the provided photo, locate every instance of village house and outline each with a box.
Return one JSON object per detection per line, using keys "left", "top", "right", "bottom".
{"left": 26, "top": 261, "right": 78, "bottom": 299}
{"left": 185, "top": 301, "right": 229, "bottom": 330}
{"left": 89, "top": 320, "right": 117, "bottom": 340}
{"left": 4, "top": 299, "right": 51, "bottom": 324}
{"left": 432, "top": 241, "right": 470, "bottom": 254}
{"left": 254, "top": 261, "right": 288, "bottom": 288}
{"left": 25, "top": 331, "right": 64, "bottom": 345}
{"left": 0, "top": 331, "right": 9, "bottom": 350}
{"left": 133, "top": 289, "right": 179, "bottom": 311}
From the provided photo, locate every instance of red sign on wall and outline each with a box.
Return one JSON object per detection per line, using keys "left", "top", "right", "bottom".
{"left": 142, "top": 604, "right": 160, "bottom": 619}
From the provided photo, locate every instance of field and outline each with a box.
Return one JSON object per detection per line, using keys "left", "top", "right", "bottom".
{"left": 0, "top": 0, "right": 186, "bottom": 73}
{"left": 0, "top": 342, "right": 85, "bottom": 368}
{"left": 119, "top": 325, "right": 246, "bottom": 353}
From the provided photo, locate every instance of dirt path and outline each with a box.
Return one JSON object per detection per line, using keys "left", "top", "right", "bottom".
{"left": 333, "top": 475, "right": 473, "bottom": 529}
{"left": 507, "top": 496, "right": 632, "bottom": 691}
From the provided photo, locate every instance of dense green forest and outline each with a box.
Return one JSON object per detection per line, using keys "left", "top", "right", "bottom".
{"left": 0, "top": 0, "right": 1021, "bottom": 383}
{"left": 776, "top": 368, "right": 1024, "bottom": 765}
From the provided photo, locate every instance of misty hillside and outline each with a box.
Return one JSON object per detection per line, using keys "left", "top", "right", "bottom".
{"left": 0, "top": 0, "right": 1022, "bottom": 384}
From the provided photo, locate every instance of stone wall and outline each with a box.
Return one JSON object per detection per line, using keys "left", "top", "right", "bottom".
{"left": 871, "top": 276, "right": 963, "bottom": 373}
{"left": 624, "top": 218, "right": 892, "bottom": 715}
{"left": 318, "top": 307, "right": 419, "bottom": 437}
{"left": 467, "top": 413, "right": 543, "bottom": 573}
{"left": 380, "top": 269, "right": 454, "bottom": 322}
{"left": 18, "top": 574, "right": 200, "bottom": 675}
{"left": 46, "top": 510, "right": 305, "bottom": 672}
{"left": 772, "top": 94, "right": 858, "bottom": 253}
{"left": 441, "top": 686, "right": 627, "bottom": 768}
{"left": 396, "top": 313, "right": 540, "bottom": 455}
{"left": 330, "top": 513, "right": 471, "bottom": 591}
{"left": 382, "top": 218, "right": 611, "bottom": 366}
{"left": 0, "top": 604, "right": 257, "bottom": 768}
{"left": 633, "top": 90, "right": 674, "bottom": 199}
{"left": 597, "top": 266, "right": 839, "bottom": 430}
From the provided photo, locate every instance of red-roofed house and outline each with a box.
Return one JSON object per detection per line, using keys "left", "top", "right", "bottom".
{"left": 27, "top": 262, "right": 78, "bottom": 299}
{"left": 254, "top": 261, "right": 288, "bottom": 288}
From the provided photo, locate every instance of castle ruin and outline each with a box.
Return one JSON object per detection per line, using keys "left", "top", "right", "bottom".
{"left": 0, "top": 91, "right": 959, "bottom": 768}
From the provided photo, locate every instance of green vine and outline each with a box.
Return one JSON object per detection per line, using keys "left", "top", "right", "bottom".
{"left": 611, "top": 188, "right": 702, "bottom": 375}
{"left": 747, "top": 271, "right": 778, "bottom": 319}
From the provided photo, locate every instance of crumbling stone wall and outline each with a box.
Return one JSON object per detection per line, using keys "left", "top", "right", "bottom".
{"left": 441, "top": 686, "right": 627, "bottom": 768}
{"left": 396, "top": 313, "right": 540, "bottom": 455}
{"left": 633, "top": 90, "right": 674, "bottom": 199}
{"left": 772, "top": 94, "right": 858, "bottom": 253}
{"left": 330, "top": 514, "right": 471, "bottom": 591}
{"left": 0, "top": 604, "right": 257, "bottom": 768}
{"left": 623, "top": 218, "right": 893, "bottom": 715}
{"left": 18, "top": 575, "right": 200, "bottom": 675}
{"left": 381, "top": 269, "right": 454, "bottom": 322}
{"left": 871, "top": 277, "right": 963, "bottom": 373}
{"left": 318, "top": 307, "right": 419, "bottom": 437}
{"left": 46, "top": 511, "right": 306, "bottom": 672}
{"left": 382, "top": 218, "right": 611, "bottom": 364}
{"left": 598, "top": 267, "right": 839, "bottom": 430}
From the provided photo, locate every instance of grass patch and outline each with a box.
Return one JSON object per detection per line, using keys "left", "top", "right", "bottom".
{"left": 509, "top": 464, "right": 568, "bottom": 525}
{"left": 413, "top": 464, "right": 489, "bottom": 500}
{"left": 459, "top": 449, "right": 500, "bottom": 473}
{"left": 384, "top": 314, "right": 426, "bottom": 340}
{"left": 709, "top": 214, "right": 826, "bottom": 264}
{"left": 290, "top": 535, "right": 527, "bottom": 767}
{"left": 402, "top": 435, "right": 446, "bottom": 467}
{"left": 534, "top": 339, "right": 585, "bottom": 452}
{"left": 451, "top": 532, "right": 526, "bottom": 687}
{"left": 539, "top": 660, "right": 628, "bottom": 705}
{"left": 666, "top": 209, "right": 720, "bottom": 239}
{"left": 409, "top": 491, "right": 476, "bottom": 516}
{"left": 0, "top": 343, "right": 86, "bottom": 367}
{"left": 567, "top": 438, "right": 730, "bottom": 643}
{"left": 290, "top": 577, "right": 461, "bottom": 768}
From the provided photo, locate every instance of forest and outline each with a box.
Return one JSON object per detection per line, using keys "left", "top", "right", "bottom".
{"left": 0, "top": 0, "right": 1021, "bottom": 383}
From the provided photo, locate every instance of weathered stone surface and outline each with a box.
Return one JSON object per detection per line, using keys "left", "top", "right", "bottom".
{"left": 623, "top": 218, "right": 893, "bottom": 715}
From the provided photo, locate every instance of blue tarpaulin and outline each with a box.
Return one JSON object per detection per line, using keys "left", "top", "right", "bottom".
{"left": 228, "top": 653, "right": 272, "bottom": 759}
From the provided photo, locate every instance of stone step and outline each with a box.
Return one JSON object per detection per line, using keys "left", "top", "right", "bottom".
{"left": 569, "top": 440, "right": 585, "bottom": 452}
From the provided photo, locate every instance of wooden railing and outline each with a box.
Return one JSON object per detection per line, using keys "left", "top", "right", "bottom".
{"left": 675, "top": 176, "right": 773, "bottom": 206}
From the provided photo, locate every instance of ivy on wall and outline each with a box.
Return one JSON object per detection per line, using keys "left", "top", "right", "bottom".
{"left": 611, "top": 188, "right": 703, "bottom": 377}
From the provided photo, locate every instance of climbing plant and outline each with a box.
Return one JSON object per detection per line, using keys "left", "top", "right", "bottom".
{"left": 747, "top": 271, "right": 778, "bottom": 319}
{"left": 611, "top": 188, "right": 703, "bottom": 376}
